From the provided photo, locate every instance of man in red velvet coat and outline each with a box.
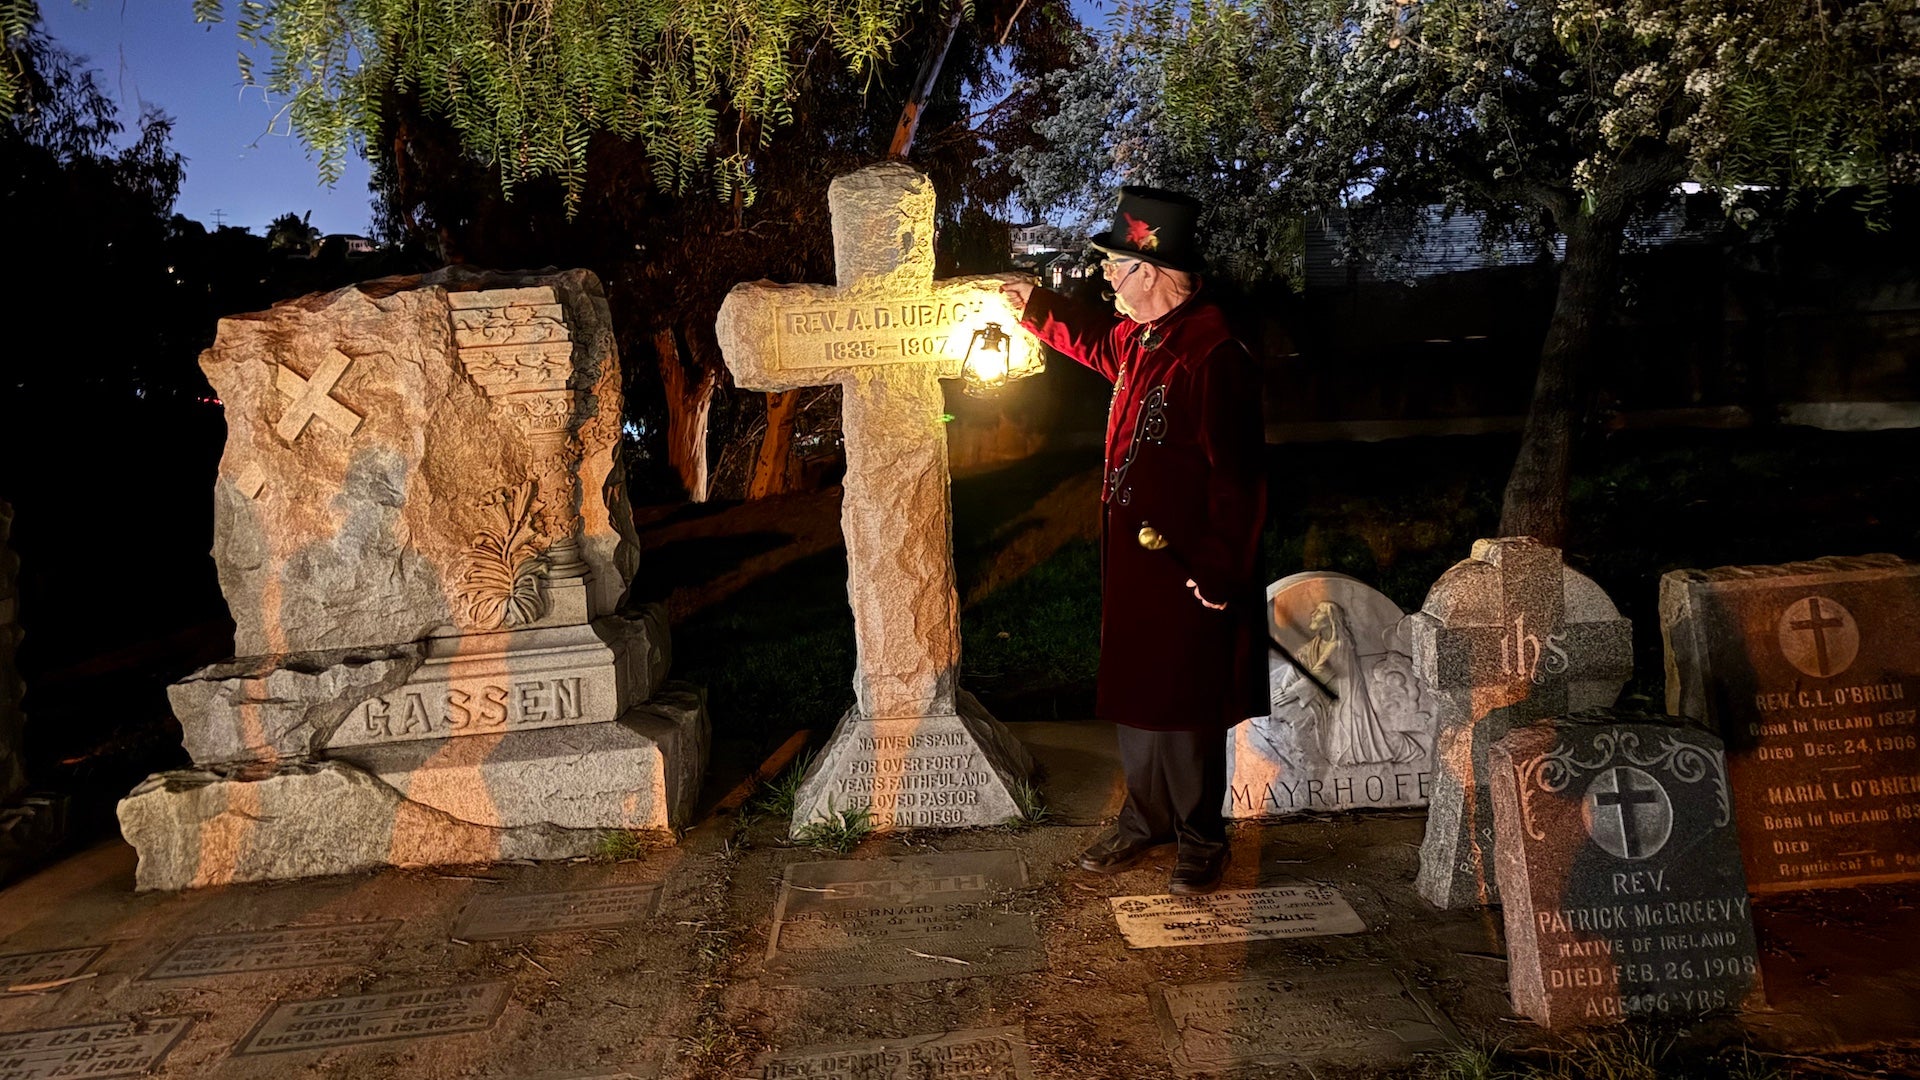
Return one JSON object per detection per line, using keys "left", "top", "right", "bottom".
{"left": 1002, "top": 188, "right": 1267, "bottom": 894}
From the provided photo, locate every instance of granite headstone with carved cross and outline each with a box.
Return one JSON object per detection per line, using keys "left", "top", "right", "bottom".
{"left": 1412, "top": 538, "right": 1634, "bottom": 908}
{"left": 117, "top": 267, "right": 709, "bottom": 890}
{"left": 717, "top": 163, "right": 1037, "bottom": 834}
{"left": 1490, "top": 710, "right": 1760, "bottom": 1028}
{"left": 1661, "top": 554, "right": 1920, "bottom": 892}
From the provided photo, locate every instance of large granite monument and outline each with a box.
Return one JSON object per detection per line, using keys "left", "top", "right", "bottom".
{"left": 716, "top": 163, "right": 1035, "bottom": 835}
{"left": 1413, "top": 538, "right": 1633, "bottom": 908}
{"left": 119, "top": 268, "right": 708, "bottom": 890}
{"left": 1490, "top": 711, "right": 1760, "bottom": 1027}
{"left": 1227, "top": 572, "right": 1437, "bottom": 817}
{"left": 1662, "top": 554, "right": 1920, "bottom": 892}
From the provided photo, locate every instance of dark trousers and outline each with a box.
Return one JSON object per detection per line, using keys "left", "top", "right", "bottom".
{"left": 1113, "top": 725, "right": 1228, "bottom": 857}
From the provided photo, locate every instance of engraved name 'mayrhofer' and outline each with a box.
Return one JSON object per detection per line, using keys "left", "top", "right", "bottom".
{"left": 358, "top": 678, "right": 584, "bottom": 738}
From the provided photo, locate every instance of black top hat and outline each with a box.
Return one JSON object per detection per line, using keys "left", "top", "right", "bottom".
{"left": 1088, "top": 186, "right": 1204, "bottom": 272}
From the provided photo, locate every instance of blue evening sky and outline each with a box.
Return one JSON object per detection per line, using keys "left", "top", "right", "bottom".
{"left": 35, "top": 1, "right": 1115, "bottom": 238}
{"left": 38, "top": 2, "right": 376, "bottom": 236}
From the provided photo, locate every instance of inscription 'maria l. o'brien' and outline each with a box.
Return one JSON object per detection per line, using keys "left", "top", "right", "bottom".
{"left": 1661, "top": 558, "right": 1920, "bottom": 893}
{"left": 775, "top": 298, "right": 987, "bottom": 370}
{"left": 344, "top": 677, "right": 585, "bottom": 744}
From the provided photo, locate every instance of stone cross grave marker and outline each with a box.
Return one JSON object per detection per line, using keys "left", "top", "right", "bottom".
{"left": 717, "top": 163, "right": 1035, "bottom": 834}
{"left": 1489, "top": 711, "right": 1760, "bottom": 1028}
{"left": 1412, "top": 538, "right": 1633, "bottom": 908}
{"left": 1661, "top": 554, "right": 1920, "bottom": 892}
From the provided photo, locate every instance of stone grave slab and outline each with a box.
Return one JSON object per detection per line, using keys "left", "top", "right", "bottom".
{"left": 1490, "top": 712, "right": 1760, "bottom": 1028}
{"left": 234, "top": 981, "right": 512, "bottom": 1055}
{"left": 143, "top": 920, "right": 399, "bottom": 980}
{"left": 757, "top": 1027, "right": 1032, "bottom": 1080}
{"left": 1108, "top": 886, "right": 1365, "bottom": 948}
{"left": 1229, "top": 572, "right": 1437, "bottom": 817}
{"left": 1412, "top": 538, "right": 1633, "bottom": 909}
{"left": 1153, "top": 970, "right": 1456, "bottom": 1076}
{"left": 0, "top": 1016, "right": 193, "bottom": 1079}
{"left": 1662, "top": 555, "right": 1920, "bottom": 892}
{"left": 766, "top": 849, "right": 1043, "bottom": 987}
{"left": 717, "top": 163, "right": 1037, "bottom": 836}
{"left": 0, "top": 946, "right": 105, "bottom": 994}
{"left": 452, "top": 882, "right": 661, "bottom": 940}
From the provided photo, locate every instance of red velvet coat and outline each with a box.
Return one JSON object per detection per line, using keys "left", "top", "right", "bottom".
{"left": 1020, "top": 287, "right": 1268, "bottom": 731}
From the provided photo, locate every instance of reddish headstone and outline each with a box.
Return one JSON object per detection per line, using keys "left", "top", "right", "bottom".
{"left": 1662, "top": 555, "right": 1920, "bottom": 892}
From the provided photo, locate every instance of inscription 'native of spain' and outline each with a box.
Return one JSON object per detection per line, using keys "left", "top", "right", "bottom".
{"left": 274, "top": 349, "right": 363, "bottom": 441}
{"left": 715, "top": 162, "right": 1037, "bottom": 834}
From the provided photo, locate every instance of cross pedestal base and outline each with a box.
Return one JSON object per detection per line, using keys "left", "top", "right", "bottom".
{"left": 790, "top": 692, "right": 1036, "bottom": 836}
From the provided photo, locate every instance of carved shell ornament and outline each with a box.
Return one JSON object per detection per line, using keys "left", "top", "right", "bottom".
{"left": 457, "top": 481, "right": 552, "bottom": 630}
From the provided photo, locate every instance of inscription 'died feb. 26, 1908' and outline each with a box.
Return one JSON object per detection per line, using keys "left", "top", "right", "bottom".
{"left": 831, "top": 731, "right": 993, "bottom": 829}
{"left": 775, "top": 298, "right": 988, "bottom": 370}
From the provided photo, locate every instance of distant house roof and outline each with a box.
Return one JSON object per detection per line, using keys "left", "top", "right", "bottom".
{"left": 1304, "top": 196, "right": 1719, "bottom": 287}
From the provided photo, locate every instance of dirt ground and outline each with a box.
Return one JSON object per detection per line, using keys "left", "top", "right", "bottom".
{"left": 3, "top": 721, "right": 1915, "bottom": 1080}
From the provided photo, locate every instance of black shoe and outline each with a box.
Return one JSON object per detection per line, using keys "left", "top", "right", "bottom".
{"left": 1076, "top": 830, "right": 1164, "bottom": 874}
{"left": 1167, "top": 847, "right": 1229, "bottom": 895}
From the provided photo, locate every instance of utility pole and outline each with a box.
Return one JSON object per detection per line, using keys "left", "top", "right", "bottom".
{"left": 210, "top": 209, "right": 228, "bottom": 229}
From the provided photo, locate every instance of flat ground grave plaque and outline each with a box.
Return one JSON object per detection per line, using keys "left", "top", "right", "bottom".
{"left": 234, "top": 981, "right": 511, "bottom": 1055}
{"left": 0, "top": 1016, "right": 193, "bottom": 1079}
{"left": 1109, "top": 886, "right": 1366, "bottom": 949}
{"left": 453, "top": 883, "right": 662, "bottom": 941}
{"left": 1662, "top": 555, "right": 1920, "bottom": 892}
{"left": 143, "top": 920, "right": 399, "bottom": 980}
{"left": 757, "top": 1027, "right": 1031, "bottom": 1080}
{"left": 1154, "top": 970, "right": 1456, "bottom": 1076}
{"left": 0, "top": 945, "right": 106, "bottom": 993}
{"left": 767, "top": 850, "right": 1044, "bottom": 988}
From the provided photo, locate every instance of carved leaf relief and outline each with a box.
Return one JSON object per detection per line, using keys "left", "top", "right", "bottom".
{"left": 456, "top": 481, "right": 552, "bottom": 630}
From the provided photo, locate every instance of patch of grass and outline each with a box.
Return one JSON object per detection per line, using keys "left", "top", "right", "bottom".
{"left": 1542, "top": 1032, "right": 1670, "bottom": 1080}
{"left": 594, "top": 829, "right": 650, "bottom": 862}
{"left": 1420, "top": 1046, "right": 1515, "bottom": 1080}
{"left": 961, "top": 540, "right": 1101, "bottom": 691}
{"left": 794, "top": 805, "right": 874, "bottom": 853}
{"left": 1004, "top": 775, "right": 1050, "bottom": 828}
{"left": 742, "top": 748, "right": 817, "bottom": 826}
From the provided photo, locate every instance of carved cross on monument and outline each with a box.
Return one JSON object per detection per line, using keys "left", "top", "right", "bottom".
{"left": 1409, "top": 537, "right": 1633, "bottom": 908}
{"left": 275, "top": 350, "right": 364, "bottom": 441}
{"left": 717, "top": 163, "right": 1037, "bottom": 835}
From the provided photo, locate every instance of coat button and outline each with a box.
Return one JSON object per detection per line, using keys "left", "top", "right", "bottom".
{"left": 1137, "top": 524, "right": 1169, "bottom": 551}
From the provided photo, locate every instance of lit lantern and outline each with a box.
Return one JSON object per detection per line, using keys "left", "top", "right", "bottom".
{"left": 956, "top": 317, "right": 1044, "bottom": 396}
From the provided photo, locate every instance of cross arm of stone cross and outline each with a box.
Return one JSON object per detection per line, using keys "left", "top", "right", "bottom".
{"left": 716, "top": 164, "right": 1037, "bottom": 393}
{"left": 718, "top": 279, "right": 1035, "bottom": 392}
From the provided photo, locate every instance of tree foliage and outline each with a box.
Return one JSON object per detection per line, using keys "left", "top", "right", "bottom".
{"left": 165, "top": 0, "right": 937, "bottom": 212}
{"left": 1007, "top": 0, "right": 1920, "bottom": 280}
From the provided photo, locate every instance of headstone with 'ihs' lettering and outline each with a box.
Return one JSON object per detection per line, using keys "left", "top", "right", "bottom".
{"left": 1413, "top": 538, "right": 1634, "bottom": 909}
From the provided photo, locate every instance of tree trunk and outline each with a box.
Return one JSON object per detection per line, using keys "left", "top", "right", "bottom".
{"left": 654, "top": 328, "right": 716, "bottom": 502}
{"left": 888, "top": 3, "right": 966, "bottom": 160}
{"left": 1497, "top": 215, "right": 1624, "bottom": 546}
{"left": 748, "top": 390, "right": 802, "bottom": 499}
